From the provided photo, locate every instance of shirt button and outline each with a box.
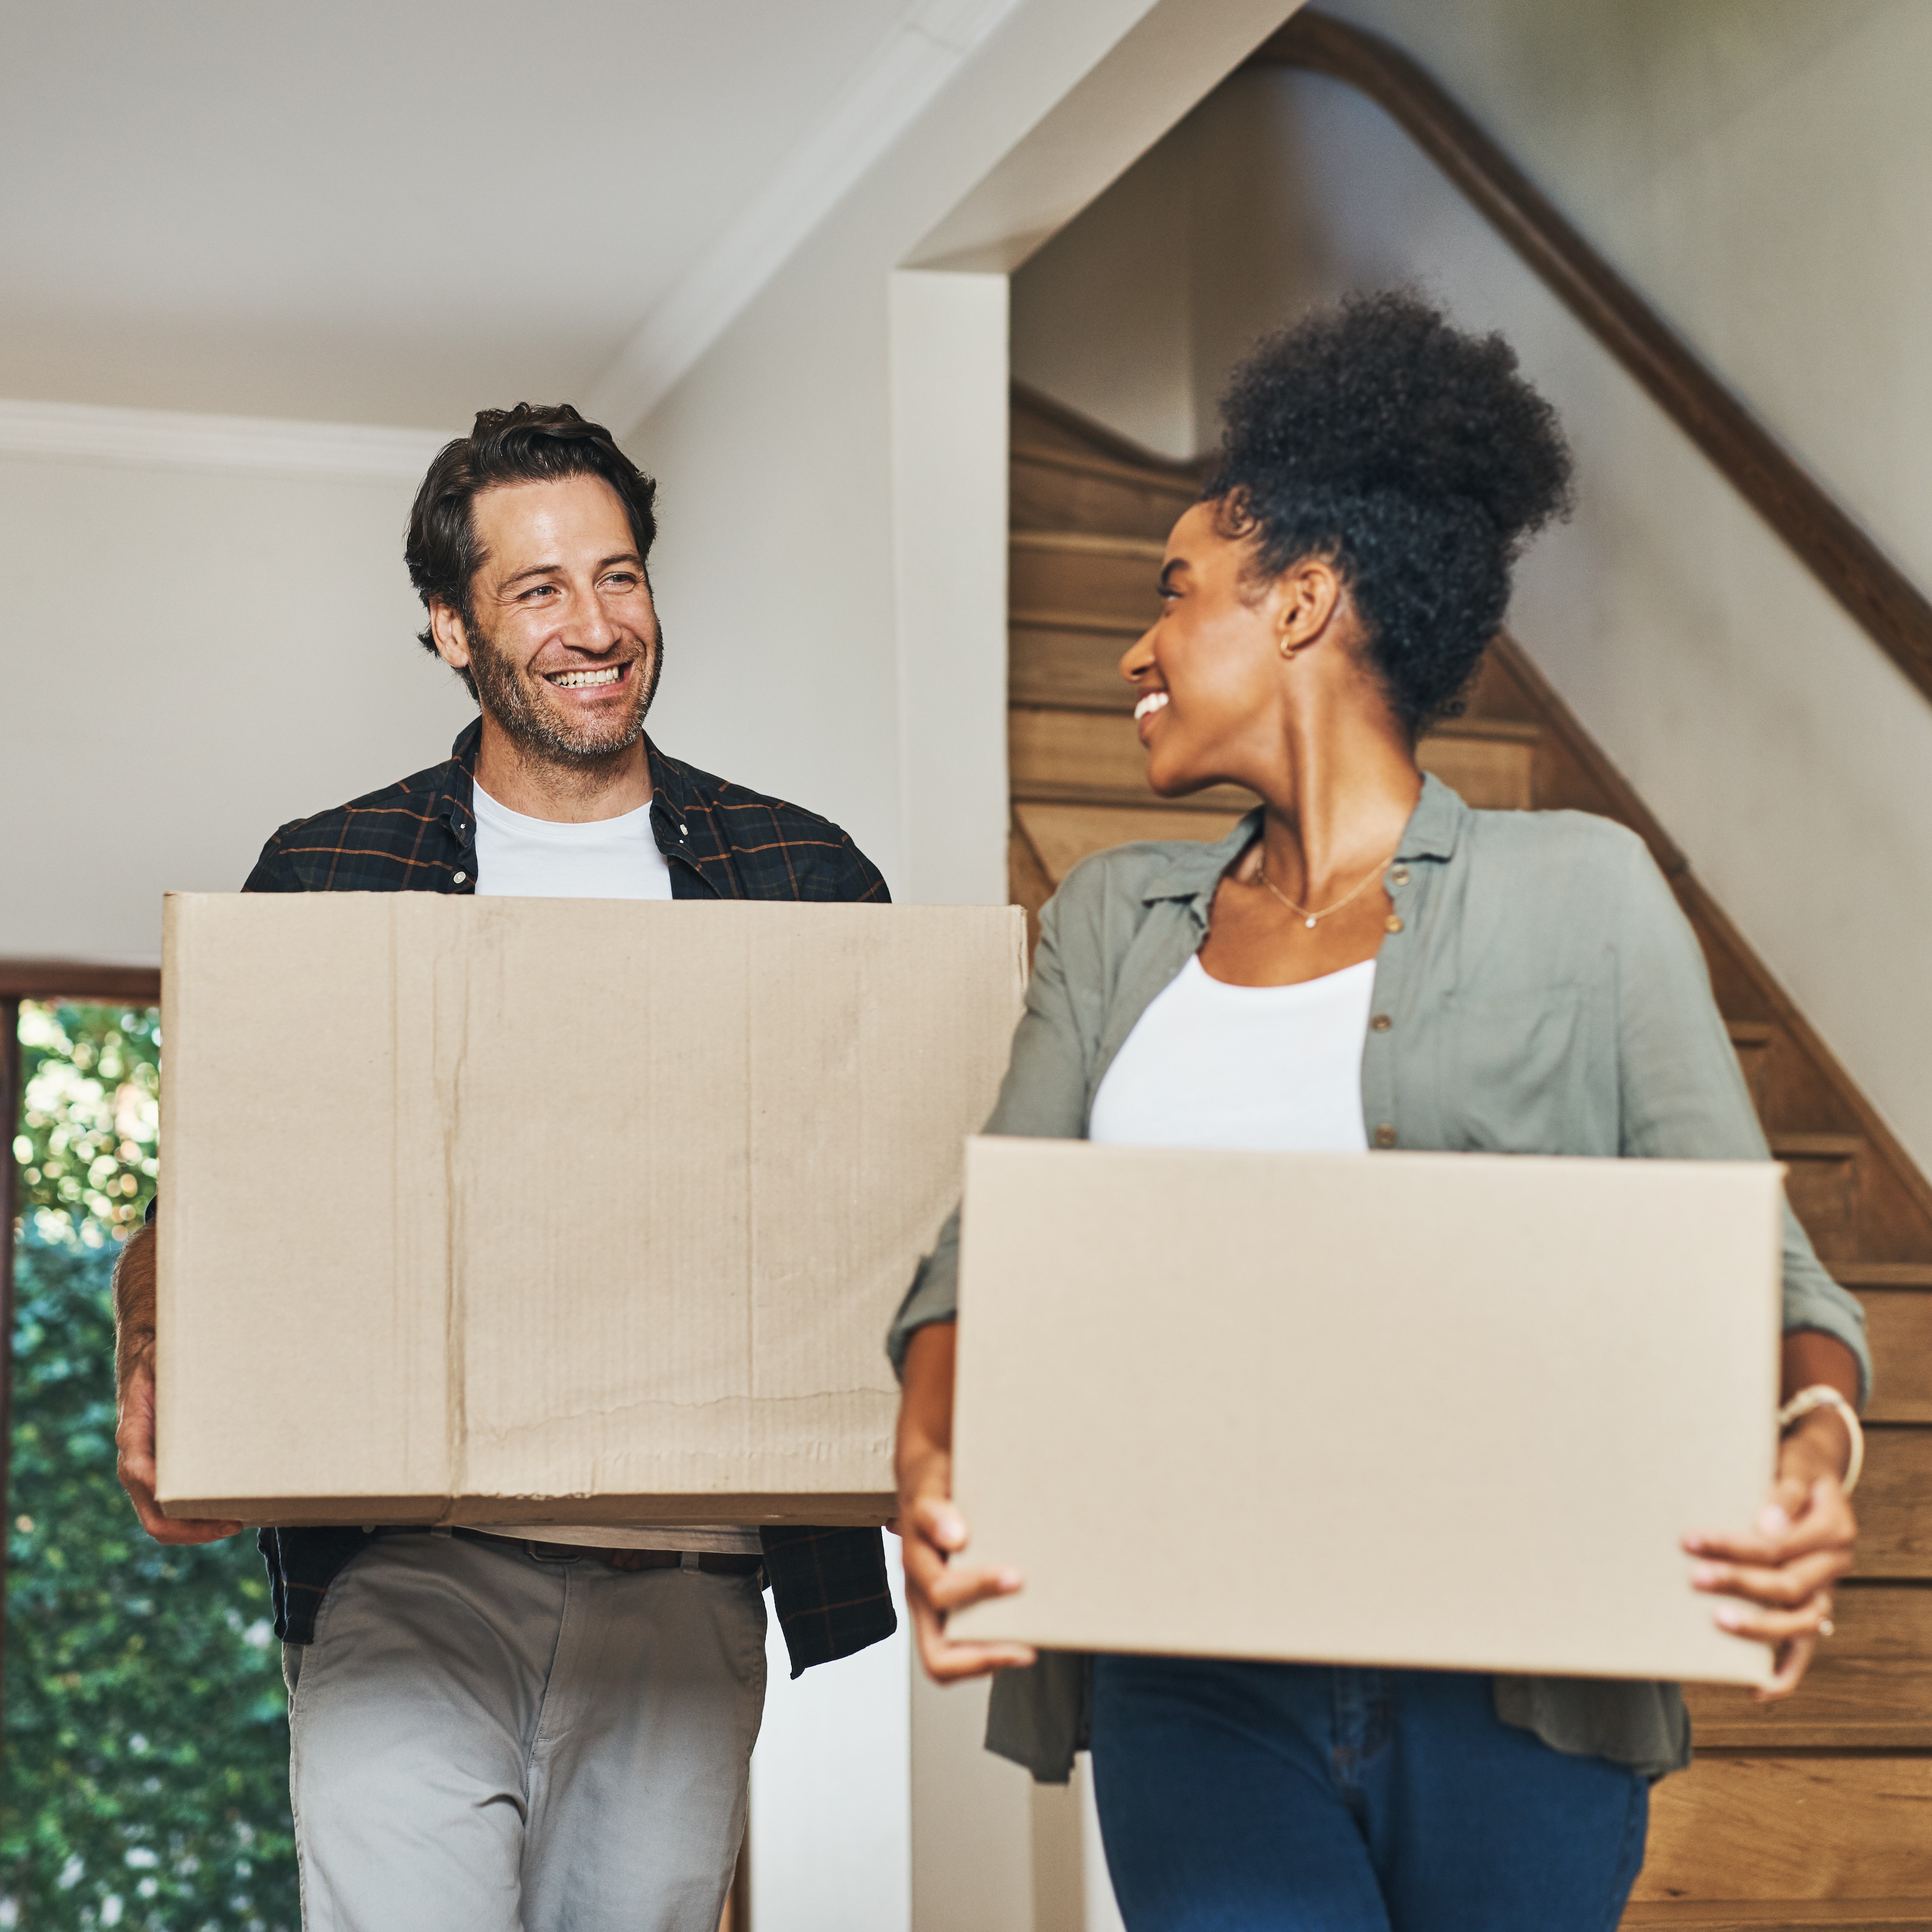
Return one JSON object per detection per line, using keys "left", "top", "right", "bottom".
{"left": 1374, "top": 1124, "right": 1398, "bottom": 1148}
{"left": 1371, "top": 1013, "right": 1392, "bottom": 1032}
{"left": 453, "top": 871, "right": 467, "bottom": 885}
{"left": 1384, "top": 913, "right": 1404, "bottom": 934}
{"left": 1390, "top": 866, "right": 1410, "bottom": 886}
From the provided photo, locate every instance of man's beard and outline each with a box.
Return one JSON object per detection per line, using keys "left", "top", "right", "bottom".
{"left": 465, "top": 617, "right": 662, "bottom": 766}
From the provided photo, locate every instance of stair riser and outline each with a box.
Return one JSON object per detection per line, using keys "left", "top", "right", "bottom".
{"left": 1634, "top": 1757, "right": 1932, "bottom": 1904}
{"left": 1010, "top": 542, "right": 1162, "bottom": 624}
{"left": 1011, "top": 453, "right": 1195, "bottom": 540}
{"left": 1684, "top": 1586, "right": 1932, "bottom": 1747}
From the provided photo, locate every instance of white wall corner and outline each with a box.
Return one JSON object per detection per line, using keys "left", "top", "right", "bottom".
{"left": 0, "top": 396, "right": 454, "bottom": 482}
{"left": 587, "top": 0, "right": 1031, "bottom": 440}
{"left": 889, "top": 269, "right": 1012, "bottom": 907}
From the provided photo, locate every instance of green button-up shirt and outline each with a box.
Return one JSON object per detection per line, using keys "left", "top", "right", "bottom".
{"left": 888, "top": 775, "right": 1870, "bottom": 1782}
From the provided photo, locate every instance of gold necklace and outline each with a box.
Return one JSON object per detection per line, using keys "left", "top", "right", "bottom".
{"left": 1254, "top": 848, "right": 1396, "bottom": 929}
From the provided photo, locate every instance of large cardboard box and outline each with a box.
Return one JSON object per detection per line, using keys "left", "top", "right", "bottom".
{"left": 949, "top": 1138, "right": 1781, "bottom": 1685}
{"left": 157, "top": 894, "right": 1025, "bottom": 1526}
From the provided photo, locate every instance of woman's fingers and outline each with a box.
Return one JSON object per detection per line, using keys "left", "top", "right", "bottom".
{"left": 1685, "top": 1476, "right": 1857, "bottom": 1566}
{"left": 1754, "top": 1631, "right": 1819, "bottom": 1703}
{"left": 1711, "top": 1588, "right": 1833, "bottom": 1646}
{"left": 1692, "top": 1546, "right": 1853, "bottom": 1609}
{"left": 909, "top": 1592, "right": 1037, "bottom": 1681}
{"left": 912, "top": 1492, "right": 970, "bottom": 1556}
{"left": 925, "top": 1557, "right": 1023, "bottom": 1615}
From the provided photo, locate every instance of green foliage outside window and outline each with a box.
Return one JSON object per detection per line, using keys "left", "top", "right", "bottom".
{"left": 4, "top": 1003, "right": 298, "bottom": 1931}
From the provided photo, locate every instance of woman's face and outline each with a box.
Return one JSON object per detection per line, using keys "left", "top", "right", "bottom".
{"left": 1120, "top": 501, "right": 1315, "bottom": 800}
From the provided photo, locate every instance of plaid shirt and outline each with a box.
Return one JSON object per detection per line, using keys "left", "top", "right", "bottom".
{"left": 250, "top": 720, "right": 896, "bottom": 1676}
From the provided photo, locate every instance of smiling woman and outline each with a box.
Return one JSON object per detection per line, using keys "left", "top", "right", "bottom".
{"left": 889, "top": 293, "right": 1871, "bottom": 1932}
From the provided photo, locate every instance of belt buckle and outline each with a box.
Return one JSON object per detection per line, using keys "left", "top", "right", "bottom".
{"left": 526, "top": 1541, "right": 587, "bottom": 1565}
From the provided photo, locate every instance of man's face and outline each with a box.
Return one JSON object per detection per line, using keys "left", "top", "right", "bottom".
{"left": 432, "top": 473, "right": 661, "bottom": 763}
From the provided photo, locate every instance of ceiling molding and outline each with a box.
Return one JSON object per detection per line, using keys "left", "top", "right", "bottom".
{"left": 584, "top": 0, "right": 1028, "bottom": 438}
{"left": 0, "top": 397, "right": 455, "bottom": 482}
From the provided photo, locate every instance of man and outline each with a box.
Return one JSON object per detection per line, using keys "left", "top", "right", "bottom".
{"left": 113, "top": 403, "right": 897, "bottom": 1932}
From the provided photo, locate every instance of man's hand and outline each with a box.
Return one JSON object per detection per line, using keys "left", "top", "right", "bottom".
{"left": 116, "top": 1351, "right": 243, "bottom": 1545}
{"left": 894, "top": 1323, "right": 1035, "bottom": 1684}
{"left": 112, "top": 1223, "right": 242, "bottom": 1546}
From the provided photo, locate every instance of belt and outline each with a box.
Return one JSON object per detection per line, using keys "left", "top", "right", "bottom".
{"left": 377, "top": 1525, "right": 763, "bottom": 1578}
{"left": 521, "top": 1539, "right": 763, "bottom": 1577}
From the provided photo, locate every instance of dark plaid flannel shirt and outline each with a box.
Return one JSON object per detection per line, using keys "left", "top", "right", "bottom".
{"left": 245, "top": 719, "right": 897, "bottom": 1677}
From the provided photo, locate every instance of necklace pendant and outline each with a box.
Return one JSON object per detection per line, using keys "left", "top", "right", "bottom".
{"left": 1305, "top": 916, "right": 1317, "bottom": 929}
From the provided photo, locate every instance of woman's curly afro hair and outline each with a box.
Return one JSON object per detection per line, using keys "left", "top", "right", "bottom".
{"left": 1207, "top": 291, "right": 1573, "bottom": 735}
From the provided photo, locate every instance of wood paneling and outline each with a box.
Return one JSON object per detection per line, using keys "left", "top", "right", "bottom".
{"left": 1857, "top": 1292, "right": 1932, "bottom": 1424}
{"left": 1007, "top": 707, "right": 1255, "bottom": 814}
{"left": 1011, "top": 445, "right": 1194, "bottom": 540}
{"left": 1634, "top": 1757, "right": 1932, "bottom": 1903}
{"left": 1416, "top": 723, "right": 1538, "bottom": 811}
{"left": 1013, "top": 802, "right": 1249, "bottom": 889}
{"left": 1009, "top": 532, "right": 1164, "bottom": 626}
{"left": 1009, "top": 618, "right": 1141, "bottom": 713}
{"left": 1624, "top": 1907, "right": 1932, "bottom": 1928}
{"left": 1684, "top": 1587, "right": 1932, "bottom": 1747}
{"left": 1839, "top": 1432, "right": 1932, "bottom": 1577}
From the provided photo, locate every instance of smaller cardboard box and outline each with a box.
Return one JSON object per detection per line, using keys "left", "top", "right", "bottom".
{"left": 157, "top": 895, "right": 1025, "bottom": 1526}
{"left": 949, "top": 1138, "right": 1780, "bottom": 1685}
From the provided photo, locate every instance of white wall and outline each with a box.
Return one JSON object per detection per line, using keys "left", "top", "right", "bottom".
{"left": 1011, "top": 0, "right": 1932, "bottom": 1177}
{"left": 751, "top": 1550, "right": 912, "bottom": 1932}
{"left": 0, "top": 450, "right": 472, "bottom": 963}
{"left": 632, "top": 3, "right": 1298, "bottom": 1922}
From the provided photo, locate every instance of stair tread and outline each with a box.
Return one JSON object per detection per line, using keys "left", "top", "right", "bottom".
{"left": 1769, "top": 1132, "right": 1866, "bottom": 1157}
{"left": 1010, "top": 528, "right": 1166, "bottom": 559}
{"left": 1835, "top": 1262, "right": 1932, "bottom": 1287}
{"left": 1623, "top": 1907, "right": 1932, "bottom": 1927}
{"left": 1011, "top": 442, "right": 1200, "bottom": 495}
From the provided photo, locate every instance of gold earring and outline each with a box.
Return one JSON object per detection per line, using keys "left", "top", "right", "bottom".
{"left": 1279, "top": 637, "right": 1299, "bottom": 658}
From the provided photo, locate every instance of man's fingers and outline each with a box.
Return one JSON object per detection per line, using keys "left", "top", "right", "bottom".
{"left": 118, "top": 1445, "right": 242, "bottom": 1544}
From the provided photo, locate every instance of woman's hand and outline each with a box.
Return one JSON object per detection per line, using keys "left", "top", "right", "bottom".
{"left": 1683, "top": 1405, "right": 1857, "bottom": 1701}
{"left": 894, "top": 1323, "right": 1036, "bottom": 1683}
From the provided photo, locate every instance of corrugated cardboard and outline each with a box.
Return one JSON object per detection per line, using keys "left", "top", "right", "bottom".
{"left": 157, "top": 894, "right": 1025, "bottom": 1527}
{"left": 949, "top": 1137, "right": 1781, "bottom": 1685}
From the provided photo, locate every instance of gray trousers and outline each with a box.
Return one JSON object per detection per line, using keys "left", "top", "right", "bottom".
{"left": 284, "top": 1532, "right": 767, "bottom": 1932}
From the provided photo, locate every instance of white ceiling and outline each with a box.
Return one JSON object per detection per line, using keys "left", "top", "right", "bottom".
{"left": 0, "top": 0, "right": 925, "bottom": 429}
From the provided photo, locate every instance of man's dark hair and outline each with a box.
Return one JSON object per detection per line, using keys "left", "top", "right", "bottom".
{"left": 405, "top": 403, "right": 659, "bottom": 696}
{"left": 1207, "top": 292, "right": 1572, "bottom": 735}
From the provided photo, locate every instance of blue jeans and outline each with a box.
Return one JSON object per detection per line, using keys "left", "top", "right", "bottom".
{"left": 1089, "top": 1656, "right": 1648, "bottom": 1932}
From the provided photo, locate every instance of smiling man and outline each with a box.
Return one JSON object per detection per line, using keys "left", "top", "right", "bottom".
{"left": 111, "top": 404, "right": 895, "bottom": 1932}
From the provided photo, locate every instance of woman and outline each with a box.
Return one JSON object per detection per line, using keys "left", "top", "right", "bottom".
{"left": 889, "top": 295, "right": 1867, "bottom": 1930}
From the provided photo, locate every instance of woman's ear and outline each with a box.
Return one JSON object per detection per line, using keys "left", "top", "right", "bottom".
{"left": 1273, "top": 559, "right": 1343, "bottom": 659}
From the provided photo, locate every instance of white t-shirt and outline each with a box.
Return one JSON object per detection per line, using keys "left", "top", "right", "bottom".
{"left": 1088, "top": 954, "right": 1376, "bottom": 1153}
{"left": 472, "top": 781, "right": 759, "bottom": 1555}
{"left": 471, "top": 783, "right": 674, "bottom": 901}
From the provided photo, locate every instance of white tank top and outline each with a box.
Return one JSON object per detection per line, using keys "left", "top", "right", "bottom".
{"left": 1088, "top": 954, "right": 1376, "bottom": 1153}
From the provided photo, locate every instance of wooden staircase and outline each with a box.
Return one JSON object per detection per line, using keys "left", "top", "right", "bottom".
{"left": 1005, "top": 388, "right": 1932, "bottom": 1928}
